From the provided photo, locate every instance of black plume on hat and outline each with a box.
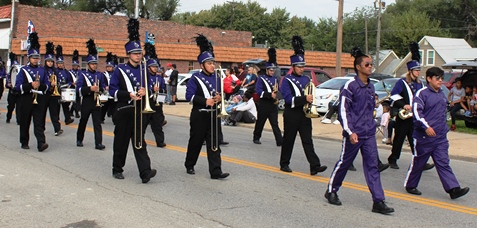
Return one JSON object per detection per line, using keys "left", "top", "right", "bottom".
{"left": 291, "top": 36, "right": 305, "bottom": 56}
{"left": 86, "top": 39, "right": 97, "bottom": 56}
{"left": 28, "top": 32, "right": 40, "bottom": 50}
{"left": 195, "top": 34, "right": 214, "bottom": 56}
{"left": 127, "top": 18, "right": 140, "bottom": 42}
{"left": 409, "top": 42, "right": 420, "bottom": 62}
{"left": 106, "top": 52, "right": 113, "bottom": 62}
{"left": 113, "top": 54, "right": 118, "bottom": 66}
{"left": 45, "top": 41, "right": 54, "bottom": 55}
{"left": 267, "top": 47, "right": 277, "bottom": 64}
{"left": 72, "top": 49, "right": 79, "bottom": 61}
{"left": 9, "top": 52, "right": 16, "bottom": 64}
{"left": 55, "top": 45, "right": 63, "bottom": 58}
{"left": 350, "top": 47, "right": 366, "bottom": 59}
{"left": 144, "top": 43, "right": 158, "bottom": 59}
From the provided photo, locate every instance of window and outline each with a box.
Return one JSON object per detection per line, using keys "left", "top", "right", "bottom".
{"left": 188, "top": 61, "right": 194, "bottom": 71}
{"left": 427, "top": 50, "right": 435, "bottom": 66}
{"left": 81, "top": 57, "right": 87, "bottom": 70}
{"left": 118, "top": 58, "right": 126, "bottom": 64}
{"left": 418, "top": 50, "right": 424, "bottom": 65}
{"left": 315, "top": 72, "right": 331, "bottom": 83}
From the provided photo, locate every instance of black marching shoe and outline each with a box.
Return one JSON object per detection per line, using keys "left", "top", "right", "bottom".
{"left": 372, "top": 201, "right": 395, "bottom": 214}
{"left": 77, "top": 141, "right": 83, "bottom": 147}
{"left": 211, "top": 173, "right": 230, "bottom": 179}
{"left": 65, "top": 119, "right": 74, "bottom": 125}
{"left": 75, "top": 113, "right": 80, "bottom": 118}
{"left": 157, "top": 142, "right": 166, "bottom": 148}
{"left": 348, "top": 164, "right": 357, "bottom": 171}
{"left": 21, "top": 144, "right": 30, "bottom": 149}
{"left": 449, "top": 187, "right": 470, "bottom": 199}
{"left": 378, "top": 163, "right": 390, "bottom": 172}
{"left": 324, "top": 190, "right": 342, "bottom": 206}
{"left": 311, "top": 166, "right": 328, "bottom": 175}
{"left": 406, "top": 187, "right": 422, "bottom": 195}
{"left": 113, "top": 173, "right": 124, "bottom": 179}
{"left": 95, "top": 144, "right": 106, "bottom": 150}
{"left": 38, "top": 143, "right": 49, "bottom": 152}
{"left": 55, "top": 129, "right": 64, "bottom": 136}
{"left": 424, "top": 163, "right": 435, "bottom": 171}
{"left": 186, "top": 168, "right": 195, "bottom": 175}
{"left": 253, "top": 139, "right": 261, "bottom": 144}
{"left": 389, "top": 163, "right": 399, "bottom": 169}
{"left": 280, "top": 166, "right": 292, "bottom": 173}
{"left": 220, "top": 140, "right": 229, "bottom": 145}
{"left": 6, "top": 119, "right": 10, "bottom": 123}
{"left": 142, "top": 169, "right": 157, "bottom": 184}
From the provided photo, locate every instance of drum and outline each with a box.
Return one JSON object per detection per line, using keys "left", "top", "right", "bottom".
{"left": 9, "top": 65, "right": 22, "bottom": 88}
{"left": 99, "top": 93, "right": 109, "bottom": 103}
{"left": 61, "top": 88, "right": 76, "bottom": 103}
{"left": 156, "top": 93, "right": 166, "bottom": 104}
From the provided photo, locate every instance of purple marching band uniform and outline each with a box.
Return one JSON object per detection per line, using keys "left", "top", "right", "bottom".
{"left": 69, "top": 52, "right": 82, "bottom": 117}
{"left": 100, "top": 53, "right": 117, "bottom": 122}
{"left": 55, "top": 50, "right": 75, "bottom": 125}
{"left": 404, "top": 86, "right": 460, "bottom": 191}
{"left": 6, "top": 53, "right": 20, "bottom": 124}
{"left": 327, "top": 75, "right": 385, "bottom": 203}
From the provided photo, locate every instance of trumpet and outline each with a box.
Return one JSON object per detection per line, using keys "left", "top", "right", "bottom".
{"left": 49, "top": 74, "right": 61, "bottom": 96}
{"left": 273, "top": 82, "right": 279, "bottom": 105}
{"left": 303, "top": 81, "right": 320, "bottom": 118}
{"left": 94, "top": 76, "right": 101, "bottom": 107}
{"left": 32, "top": 71, "right": 39, "bottom": 105}
{"left": 154, "top": 77, "right": 161, "bottom": 107}
{"left": 134, "top": 58, "right": 156, "bottom": 150}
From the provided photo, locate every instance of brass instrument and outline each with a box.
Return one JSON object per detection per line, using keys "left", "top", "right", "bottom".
{"left": 216, "top": 66, "right": 229, "bottom": 118}
{"left": 303, "top": 81, "right": 320, "bottom": 118}
{"left": 134, "top": 58, "right": 156, "bottom": 150}
{"left": 210, "top": 66, "right": 228, "bottom": 152}
{"left": 273, "top": 82, "right": 279, "bottom": 105}
{"left": 398, "top": 108, "right": 413, "bottom": 120}
{"left": 32, "top": 71, "right": 39, "bottom": 105}
{"left": 49, "top": 74, "right": 61, "bottom": 96}
{"left": 154, "top": 77, "right": 161, "bottom": 107}
{"left": 94, "top": 76, "right": 101, "bottom": 107}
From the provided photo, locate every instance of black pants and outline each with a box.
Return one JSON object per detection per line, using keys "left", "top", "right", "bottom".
{"left": 230, "top": 110, "right": 255, "bottom": 123}
{"left": 70, "top": 94, "right": 81, "bottom": 115}
{"left": 0, "top": 78, "right": 4, "bottom": 100}
{"left": 112, "top": 105, "right": 152, "bottom": 179}
{"left": 43, "top": 94, "right": 61, "bottom": 133}
{"left": 61, "top": 101, "right": 73, "bottom": 122}
{"left": 7, "top": 90, "right": 19, "bottom": 123}
{"left": 325, "top": 105, "right": 339, "bottom": 119}
{"left": 280, "top": 107, "right": 322, "bottom": 170}
{"left": 388, "top": 119, "right": 395, "bottom": 139}
{"left": 143, "top": 101, "right": 165, "bottom": 146}
{"left": 185, "top": 108, "right": 223, "bottom": 176}
{"left": 388, "top": 117, "right": 414, "bottom": 164}
{"left": 253, "top": 99, "right": 283, "bottom": 144}
{"left": 449, "top": 103, "right": 463, "bottom": 125}
{"left": 18, "top": 94, "right": 46, "bottom": 148}
{"left": 101, "top": 99, "right": 116, "bottom": 121}
{"left": 76, "top": 96, "right": 102, "bottom": 144}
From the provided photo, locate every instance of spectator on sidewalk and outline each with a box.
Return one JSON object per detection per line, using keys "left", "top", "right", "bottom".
{"left": 226, "top": 92, "right": 257, "bottom": 126}
{"left": 226, "top": 94, "right": 243, "bottom": 114}
{"left": 321, "top": 99, "right": 340, "bottom": 125}
{"left": 448, "top": 78, "right": 466, "bottom": 130}
{"left": 168, "top": 64, "right": 178, "bottom": 105}
{"left": 164, "top": 63, "right": 173, "bottom": 104}
{"left": 236, "top": 65, "right": 246, "bottom": 82}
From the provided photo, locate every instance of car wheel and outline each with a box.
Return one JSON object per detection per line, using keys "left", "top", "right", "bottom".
{"left": 278, "top": 99, "right": 285, "bottom": 110}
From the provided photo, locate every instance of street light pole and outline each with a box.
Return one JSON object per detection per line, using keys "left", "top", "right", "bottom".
{"left": 375, "top": 0, "right": 382, "bottom": 73}
{"left": 335, "top": 0, "right": 344, "bottom": 77}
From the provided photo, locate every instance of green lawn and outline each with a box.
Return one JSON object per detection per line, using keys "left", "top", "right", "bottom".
{"left": 447, "top": 120, "right": 477, "bottom": 134}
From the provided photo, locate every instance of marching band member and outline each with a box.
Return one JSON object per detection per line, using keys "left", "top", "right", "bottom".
{"left": 69, "top": 50, "right": 81, "bottom": 118}
{"left": 279, "top": 36, "right": 327, "bottom": 175}
{"left": 252, "top": 47, "right": 283, "bottom": 146}
{"left": 0, "top": 57, "right": 6, "bottom": 101}
{"left": 43, "top": 41, "right": 63, "bottom": 136}
{"left": 109, "top": 18, "right": 157, "bottom": 183}
{"left": 55, "top": 45, "right": 74, "bottom": 126}
{"left": 325, "top": 47, "right": 394, "bottom": 215}
{"left": 143, "top": 42, "right": 167, "bottom": 148}
{"left": 184, "top": 34, "right": 229, "bottom": 179}
{"left": 15, "top": 32, "right": 50, "bottom": 152}
{"left": 76, "top": 39, "right": 106, "bottom": 150}
{"left": 100, "top": 52, "right": 116, "bottom": 123}
{"left": 6, "top": 52, "right": 20, "bottom": 125}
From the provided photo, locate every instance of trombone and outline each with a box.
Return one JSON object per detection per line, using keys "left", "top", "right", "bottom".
{"left": 94, "top": 75, "right": 101, "bottom": 107}
{"left": 209, "top": 66, "right": 228, "bottom": 152}
{"left": 134, "top": 58, "right": 156, "bottom": 150}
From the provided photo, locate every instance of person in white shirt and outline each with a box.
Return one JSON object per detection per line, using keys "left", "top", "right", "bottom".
{"left": 164, "top": 63, "right": 173, "bottom": 103}
{"left": 226, "top": 92, "right": 257, "bottom": 126}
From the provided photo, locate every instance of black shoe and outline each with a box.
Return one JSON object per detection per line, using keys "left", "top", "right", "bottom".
{"left": 55, "top": 129, "right": 64, "bottom": 136}
{"left": 220, "top": 141, "right": 229, "bottom": 145}
{"left": 186, "top": 168, "right": 195, "bottom": 175}
{"left": 6, "top": 119, "right": 10, "bottom": 123}
{"left": 21, "top": 144, "right": 30, "bottom": 149}
{"left": 389, "top": 163, "right": 399, "bottom": 169}
{"left": 65, "top": 119, "right": 74, "bottom": 125}
{"left": 406, "top": 187, "right": 422, "bottom": 195}
{"left": 348, "top": 164, "right": 357, "bottom": 171}
{"left": 253, "top": 139, "right": 261, "bottom": 144}
{"left": 324, "top": 190, "right": 342, "bottom": 206}
{"left": 38, "top": 143, "right": 49, "bottom": 152}
{"left": 113, "top": 173, "right": 124, "bottom": 179}
{"left": 449, "top": 187, "right": 470, "bottom": 199}
{"left": 280, "top": 166, "right": 292, "bottom": 173}
{"left": 157, "top": 143, "right": 166, "bottom": 148}
{"left": 424, "top": 163, "right": 435, "bottom": 171}
{"left": 70, "top": 111, "right": 74, "bottom": 117}
{"left": 378, "top": 163, "right": 390, "bottom": 172}
{"left": 211, "top": 173, "right": 230, "bottom": 179}
{"left": 142, "top": 169, "right": 157, "bottom": 183}
{"left": 276, "top": 142, "right": 282, "bottom": 147}
{"left": 75, "top": 113, "right": 80, "bottom": 118}
{"left": 77, "top": 141, "right": 83, "bottom": 147}
{"left": 310, "top": 166, "right": 327, "bottom": 175}
{"left": 170, "top": 102, "right": 176, "bottom": 105}
{"left": 162, "top": 120, "right": 167, "bottom": 126}
{"left": 372, "top": 201, "right": 395, "bottom": 214}
{"left": 202, "top": 141, "right": 206, "bottom": 145}
{"left": 95, "top": 144, "right": 106, "bottom": 150}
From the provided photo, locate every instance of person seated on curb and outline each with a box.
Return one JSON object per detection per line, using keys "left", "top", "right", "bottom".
{"left": 226, "top": 92, "right": 257, "bottom": 126}
{"left": 321, "top": 99, "right": 340, "bottom": 124}
{"left": 226, "top": 94, "right": 243, "bottom": 114}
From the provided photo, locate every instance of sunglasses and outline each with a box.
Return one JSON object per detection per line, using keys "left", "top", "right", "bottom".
{"left": 435, "top": 75, "right": 444, "bottom": 80}
{"left": 363, "top": 62, "right": 373, "bottom": 68}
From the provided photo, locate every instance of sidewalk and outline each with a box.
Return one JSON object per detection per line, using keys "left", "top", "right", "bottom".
{"left": 163, "top": 102, "right": 477, "bottom": 162}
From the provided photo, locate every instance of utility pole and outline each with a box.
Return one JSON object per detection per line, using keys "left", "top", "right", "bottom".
{"left": 227, "top": 0, "right": 236, "bottom": 30}
{"left": 335, "top": 0, "right": 344, "bottom": 77}
{"left": 365, "top": 17, "right": 368, "bottom": 55}
{"left": 375, "top": 0, "right": 383, "bottom": 73}
{"left": 134, "top": 0, "right": 139, "bottom": 18}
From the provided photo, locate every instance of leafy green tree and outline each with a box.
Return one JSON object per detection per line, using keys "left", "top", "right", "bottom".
{"left": 0, "top": 0, "right": 50, "bottom": 7}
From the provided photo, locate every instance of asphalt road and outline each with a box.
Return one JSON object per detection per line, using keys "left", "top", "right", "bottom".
{"left": 0, "top": 108, "right": 476, "bottom": 227}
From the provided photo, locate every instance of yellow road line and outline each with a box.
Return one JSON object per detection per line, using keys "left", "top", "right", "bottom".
{"left": 2, "top": 108, "right": 476, "bottom": 216}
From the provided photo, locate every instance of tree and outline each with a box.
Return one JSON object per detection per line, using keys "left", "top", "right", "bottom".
{"left": 0, "top": 0, "right": 49, "bottom": 7}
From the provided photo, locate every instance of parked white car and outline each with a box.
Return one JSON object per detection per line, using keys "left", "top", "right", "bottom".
{"left": 314, "top": 76, "right": 379, "bottom": 114}
{"left": 176, "top": 73, "right": 192, "bottom": 101}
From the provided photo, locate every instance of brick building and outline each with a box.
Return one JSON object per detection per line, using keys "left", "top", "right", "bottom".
{"left": 1, "top": 3, "right": 353, "bottom": 76}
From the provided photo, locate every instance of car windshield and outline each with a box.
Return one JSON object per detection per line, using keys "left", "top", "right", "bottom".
{"left": 374, "top": 79, "right": 396, "bottom": 92}
{"left": 317, "top": 78, "right": 350, "bottom": 90}
{"left": 188, "top": 69, "right": 200, "bottom": 74}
